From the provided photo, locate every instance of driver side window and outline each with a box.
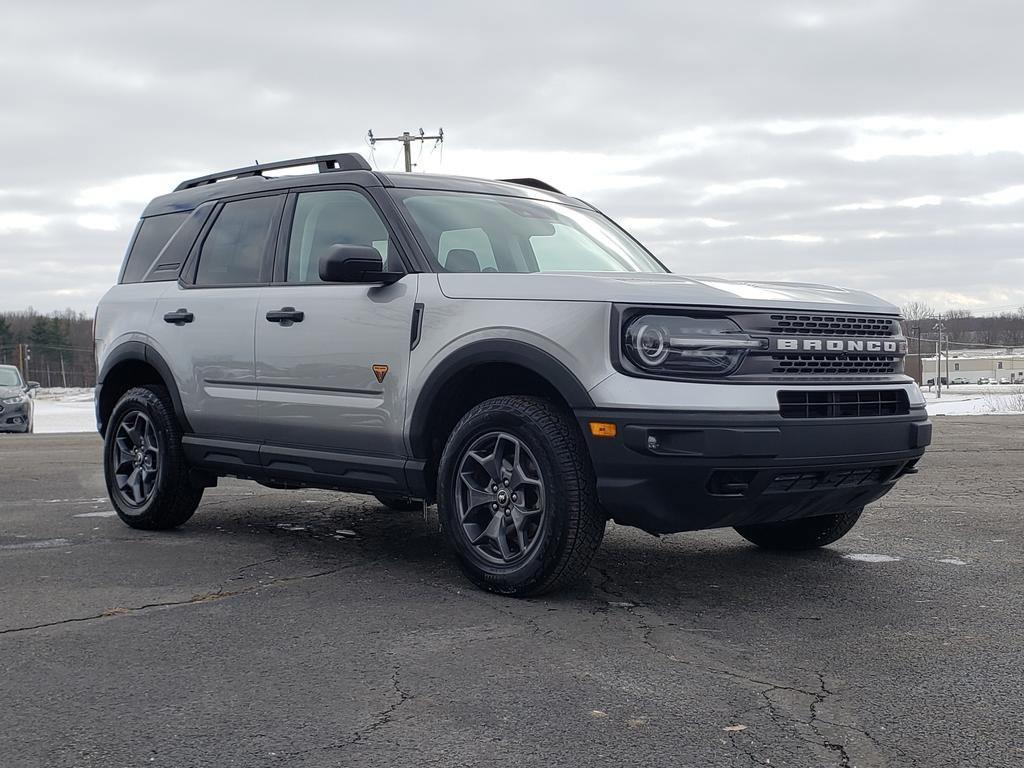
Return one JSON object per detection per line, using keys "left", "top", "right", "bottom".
{"left": 287, "top": 190, "right": 395, "bottom": 283}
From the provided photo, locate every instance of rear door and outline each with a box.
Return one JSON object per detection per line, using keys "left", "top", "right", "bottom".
{"left": 255, "top": 187, "right": 417, "bottom": 463}
{"left": 152, "top": 193, "right": 283, "bottom": 442}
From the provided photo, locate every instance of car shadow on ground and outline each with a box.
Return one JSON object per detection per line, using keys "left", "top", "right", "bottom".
{"left": 178, "top": 497, "right": 911, "bottom": 632}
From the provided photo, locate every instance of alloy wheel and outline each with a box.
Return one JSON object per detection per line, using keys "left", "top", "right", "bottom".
{"left": 112, "top": 410, "right": 160, "bottom": 508}
{"left": 454, "top": 431, "right": 546, "bottom": 565}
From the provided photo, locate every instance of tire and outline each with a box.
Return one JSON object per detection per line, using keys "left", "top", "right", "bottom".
{"left": 437, "top": 395, "right": 605, "bottom": 597}
{"left": 374, "top": 493, "right": 421, "bottom": 512}
{"left": 104, "top": 385, "right": 203, "bottom": 530}
{"left": 734, "top": 508, "right": 863, "bottom": 550}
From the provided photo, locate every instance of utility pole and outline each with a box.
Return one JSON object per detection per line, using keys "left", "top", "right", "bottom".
{"left": 933, "top": 320, "right": 945, "bottom": 398}
{"left": 912, "top": 324, "right": 921, "bottom": 384}
{"left": 17, "top": 343, "right": 30, "bottom": 381}
{"left": 367, "top": 128, "right": 443, "bottom": 172}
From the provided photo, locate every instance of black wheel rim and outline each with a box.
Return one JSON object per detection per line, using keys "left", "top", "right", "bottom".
{"left": 112, "top": 410, "right": 159, "bottom": 509}
{"left": 454, "top": 431, "right": 546, "bottom": 565}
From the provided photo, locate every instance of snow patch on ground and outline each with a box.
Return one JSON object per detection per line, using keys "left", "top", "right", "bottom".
{"left": 33, "top": 396, "right": 97, "bottom": 434}
{"left": 923, "top": 388, "right": 1024, "bottom": 416}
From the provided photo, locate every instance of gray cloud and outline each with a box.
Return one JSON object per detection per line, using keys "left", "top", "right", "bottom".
{"left": 2, "top": 0, "right": 1024, "bottom": 312}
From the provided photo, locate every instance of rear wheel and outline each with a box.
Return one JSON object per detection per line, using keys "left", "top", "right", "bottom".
{"left": 734, "top": 508, "right": 863, "bottom": 550}
{"left": 373, "top": 493, "right": 420, "bottom": 512}
{"left": 437, "top": 395, "right": 604, "bottom": 597}
{"left": 104, "top": 385, "right": 202, "bottom": 530}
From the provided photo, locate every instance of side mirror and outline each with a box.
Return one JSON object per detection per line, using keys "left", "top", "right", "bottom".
{"left": 319, "top": 244, "right": 402, "bottom": 285}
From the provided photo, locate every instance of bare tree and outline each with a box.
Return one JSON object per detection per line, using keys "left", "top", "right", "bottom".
{"left": 944, "top": 308, "right": 971, "bottom": 343}
{"left": 900, "top": 301, "right": 936, "bottom": 321}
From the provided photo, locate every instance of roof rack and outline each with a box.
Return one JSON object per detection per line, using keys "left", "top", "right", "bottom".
{"left": 499, "top": 177, "right": 564, "bottom": 194}
{"left": 174, "top": 152, "right": 372, "bottom": 191}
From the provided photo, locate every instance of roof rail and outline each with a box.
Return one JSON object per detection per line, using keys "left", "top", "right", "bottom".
{"left": 499, "top": 177, "right": 564, "bottom": 194}
{"left": 174, "top": 152, "right": 372, "bottom": 191}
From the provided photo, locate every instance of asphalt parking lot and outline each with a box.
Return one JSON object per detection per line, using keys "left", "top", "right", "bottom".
{"left": 1, "top": 418, "right": 1022, "bottom": 768}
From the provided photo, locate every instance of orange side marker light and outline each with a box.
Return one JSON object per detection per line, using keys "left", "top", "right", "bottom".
{"left": 589, "top": 421, "right": 617, "bottom": 438}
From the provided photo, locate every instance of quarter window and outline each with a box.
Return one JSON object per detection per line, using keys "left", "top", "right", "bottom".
{"left": 195, "top": 196, "right": 279, "bottom": 286}
{"left": 121, "top": 212, "right": 188, "bottom": 283}
{"left": 287, "top": 190, "right": 394, "bottom": 283}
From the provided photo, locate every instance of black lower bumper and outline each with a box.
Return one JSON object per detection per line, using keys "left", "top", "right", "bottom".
{"left": 576, "top": 407, "right": 931, "bottom": 535}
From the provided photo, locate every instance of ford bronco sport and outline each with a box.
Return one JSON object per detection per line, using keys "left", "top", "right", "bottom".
{"left": 94, "top": 152, "right": 931, "bottom": 596}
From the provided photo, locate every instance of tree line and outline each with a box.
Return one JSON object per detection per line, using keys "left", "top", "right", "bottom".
{"left": 0, "top": 309, "right": 96, "bottom": 388}
{"left": 900, "top": 302, "right": 1024, "bottom": 348}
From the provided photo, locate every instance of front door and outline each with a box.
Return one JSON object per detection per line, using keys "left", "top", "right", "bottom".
{"left": 255, "top": 188, "right": 418, "bottom": 460}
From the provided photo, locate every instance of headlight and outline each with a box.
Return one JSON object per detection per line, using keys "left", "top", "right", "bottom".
{"left": 2, "top": 395, "right": 27, "bottom": 405}
{"left": 623, "top": 314, "right": 765, "bottom": 377}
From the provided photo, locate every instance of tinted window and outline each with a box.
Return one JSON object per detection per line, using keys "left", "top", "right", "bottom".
{"left": 121, "top": 212, "right": 188, "bottom": 283}
{"left": 287, "top": 190, "right": 394, "bottom": 283}
{"left": 195, "top": 196, "right": 279, "bottom": 286}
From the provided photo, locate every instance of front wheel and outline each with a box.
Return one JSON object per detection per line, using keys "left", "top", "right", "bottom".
{"left": 437, "top": 395, "right": 605, "bottom": 597}
{"left": 734, "top": 508, "right": 863, "bottom": 550}
{"left": 104, "top": 385, "right": 203, "bottom": 530}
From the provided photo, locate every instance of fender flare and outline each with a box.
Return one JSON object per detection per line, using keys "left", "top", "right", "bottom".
{"left": 97, "top": 341, "right": 192, "bottom": 434}
{"left": 407, "top": 338, "right": 594, "bottom": 459}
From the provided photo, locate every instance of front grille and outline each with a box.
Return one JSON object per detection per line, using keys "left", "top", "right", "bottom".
{"left": 765, "top": 465, "right": 900, "bottom": 494}
{"left": 771, "top": 354, "right": 901, "bottom": 376}
{"left": 726, "top": 311, "right": 906, "bottom": 380}
{"left": 778, "top": 389, "right": 910, "bottom": 418}
{"left": 767, "top": 314, "right": 898, "bottom": 337}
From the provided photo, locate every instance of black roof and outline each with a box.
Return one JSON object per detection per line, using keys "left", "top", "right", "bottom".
{"left": 142, "top": 153, "right": 583, "bottom": 217}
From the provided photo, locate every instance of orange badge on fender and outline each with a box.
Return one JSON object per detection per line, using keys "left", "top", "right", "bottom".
{"left": 372, "top": 364, "right": 389, "bottom": 383}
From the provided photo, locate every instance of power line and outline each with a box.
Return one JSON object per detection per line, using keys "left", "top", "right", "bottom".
{"left": 367, "top": 128, "right": 444, "bottom": 172}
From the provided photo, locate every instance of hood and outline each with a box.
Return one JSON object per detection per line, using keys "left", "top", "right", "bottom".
{"left": 437, "top": 272, "right": 899, "bottom": 315}
{"left": 0, "top": 385, "right": 25, "bottom": 398}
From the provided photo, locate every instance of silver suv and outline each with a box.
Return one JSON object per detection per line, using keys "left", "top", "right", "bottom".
{"left": 94, "top": 152, "right": 931, "bottom": 596}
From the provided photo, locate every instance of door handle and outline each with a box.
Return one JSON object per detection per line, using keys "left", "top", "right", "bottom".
{"left": 163, "top": 308, "right": 194, "bottom": 325}
{"left": 265, "top": 307, "right": 304, "bottom": 325}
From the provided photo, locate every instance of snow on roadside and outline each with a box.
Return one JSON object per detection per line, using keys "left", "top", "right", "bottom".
{"left": 923, "top": 389, "right": 1024, "bottom": 416}
{"left": 33, "top": 398, "right": 97, "bottom": 434}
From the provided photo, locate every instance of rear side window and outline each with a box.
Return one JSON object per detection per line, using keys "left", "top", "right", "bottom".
{"left": 120, "top": 212, "right": 188, "bottom": 283}
{"left": 195, "top": 196, "right": 279, "bottom": 286}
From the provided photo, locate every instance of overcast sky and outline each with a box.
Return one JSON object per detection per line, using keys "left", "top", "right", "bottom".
{"left": 2, "top": 0, "right": 1023, "bottom": 315}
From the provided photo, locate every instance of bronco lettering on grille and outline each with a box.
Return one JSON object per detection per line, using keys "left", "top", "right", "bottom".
{"left": 774, "top": 338, "right": 905, "bottom": 354}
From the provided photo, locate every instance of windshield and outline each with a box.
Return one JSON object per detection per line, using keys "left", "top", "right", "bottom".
{"left": 393, "top": 190, "right": 666, "bottom": 274}
{"left": 0, "top": 367, "right": 24, "bottom": 387}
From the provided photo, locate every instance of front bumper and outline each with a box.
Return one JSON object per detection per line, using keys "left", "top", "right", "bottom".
{"left": 576, "top": 406, "right": 931, "bottom": 534}
{"left": 0, "top": 400, "right": 32, "bottom": 432}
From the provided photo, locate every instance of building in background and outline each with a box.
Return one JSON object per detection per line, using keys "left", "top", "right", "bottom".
{"left": 920, "top": 350, "right": 1024, "bottom": 384}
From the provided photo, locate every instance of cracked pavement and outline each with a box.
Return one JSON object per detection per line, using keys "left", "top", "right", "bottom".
{"left": 1, "top": 418, "right": 1022, "bottom": 767}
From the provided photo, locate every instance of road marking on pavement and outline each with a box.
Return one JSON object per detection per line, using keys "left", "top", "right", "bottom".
{"left": 0, "top": 538, "right": 72, "bottom": 551}
{"left": 74, "top": 510, "right": 117, "bottom": 518}
{"left": 937, "top": 557, "right": 969, "bottom": 566}
{"left": 843, "top": 553, "right": 901, "bottom": 563}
